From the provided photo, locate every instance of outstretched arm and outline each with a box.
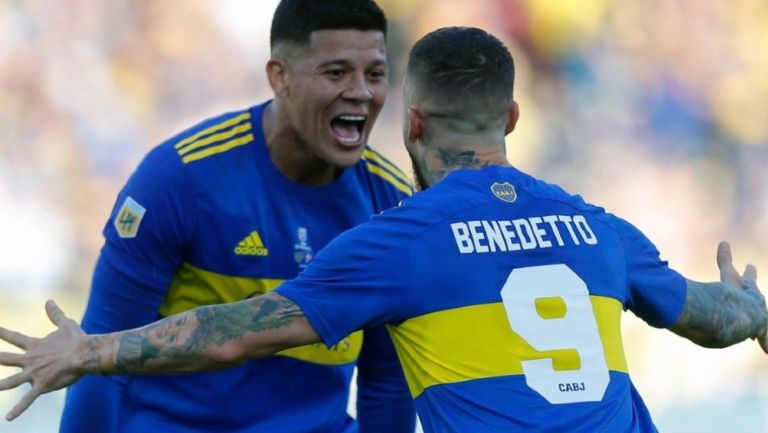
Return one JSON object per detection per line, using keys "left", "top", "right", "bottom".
{"left": 0, "top": 292, "right": 319, "bottom": 421}
{"left": 669, "top": 242, "right": 768, "bottom": 351}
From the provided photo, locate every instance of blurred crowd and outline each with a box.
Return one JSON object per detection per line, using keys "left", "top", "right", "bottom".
{"left": 0, "top": 0, "right": 766, "bottom": 431}
{"left": 0, "top": 0, "right": 277, "bottom": 303}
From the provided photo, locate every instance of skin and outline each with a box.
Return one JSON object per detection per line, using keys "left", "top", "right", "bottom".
{"left": 0, "top": 65, "right": 766, "bottom": 424}
{"left": 0, "top": 293, "right": 320, "bottom": 421}
{"left": 263, "top": 29, "right": 388, "bottom": 185}
{"left": 403, "top": 102, "right": 519, "bottom": 190}
{"left": 671, "top": 243, "right": 768, "bottom": 349}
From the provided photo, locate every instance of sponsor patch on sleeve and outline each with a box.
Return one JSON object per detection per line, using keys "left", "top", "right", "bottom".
{"left": 114, "top": 196, "right": 146, "bottom": 238}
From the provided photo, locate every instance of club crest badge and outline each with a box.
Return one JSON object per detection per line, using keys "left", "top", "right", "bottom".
{"left": 490, "top": 182, "right": 517, "bottom": 203}
{"left": 114, "top": 196, "right": 146, "bottom": 238}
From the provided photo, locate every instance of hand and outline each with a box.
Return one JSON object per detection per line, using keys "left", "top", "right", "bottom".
{"left": 717, "top": 242, "right": 767, "bottom": 353}
{"left": 0, "top": 300, "right": 85, "bottom": 421}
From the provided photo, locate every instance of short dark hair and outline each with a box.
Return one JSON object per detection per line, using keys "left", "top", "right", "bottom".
{"left": 406, "top": 27, "right": 515, "bottom": 128}
{"left": 270, "top": 0, "right": 387, "bottom": 50}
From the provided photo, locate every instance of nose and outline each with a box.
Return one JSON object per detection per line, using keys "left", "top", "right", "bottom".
{"left": 342, "top": 72, "right": 373, "bottom": 101}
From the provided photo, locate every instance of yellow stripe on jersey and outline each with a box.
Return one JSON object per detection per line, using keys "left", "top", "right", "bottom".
{"left": 159, "top": 262, "right": 362, "bottom": 365}
{"left": 279, "top": 330, "right": 362, "bottom": 365}
{"left": 387, "top": 296, "right": 627, "bottom": 397}
{"left": 363, "top": 149, "right": 411, "bottom": 186}
{"left": 175, "top": 112, "right": 251, "bottom": 151}
{"left": 365, "top": 162, "right": 413, "bottom": 196}
{"left": 182, "top": 134, "right": 255, "bottom": 164}
{"left": 159, "top": 262, "right": 283, "bottom": 316}
{"left": 178, "top": 123, "right": 253, "bottom": 157}
{"left": 363, "top": 149, "right": 413, "bottom": 196}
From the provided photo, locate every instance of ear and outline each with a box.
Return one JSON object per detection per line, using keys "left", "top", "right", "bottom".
{"left": 407, "top": 107, "right": 424, "bottom": 144}
{"left": 267, "top": 59, "right": 290, "bottom": 98}
{"left": 504, "top": 101, "right": 520, "bottom": 135}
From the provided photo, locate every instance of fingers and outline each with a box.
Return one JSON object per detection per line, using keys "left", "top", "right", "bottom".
{"left": 717, "top": 242, "right": 742, "bottom": 288}
{"left": 45, "top": 300, "right": 68, "bottom": 327}
{"left": 743, "top": 265, "right": 761, "bottom": 300}
{"left": 744, "top": 264, "right": 758, "bottom": 283}
{"left": 5, "top": 386, "right": 41, "bottom": 421}
{"left": 0, "top": 372, "right": 28, "bottom": 391}
{"left": 0, "top": 327, "right": 31, "bottom": 350}
{"left": 0, "top": 352, "right": 26, "bottom": 368}
{"left": 747, "top": 263, "right": 767, "bottom": 353}
{"left": 716, "top": 241, "right": 733, "bottom": 267}
{"left": 716, "top": 242, "right": 758, "bottom": 291}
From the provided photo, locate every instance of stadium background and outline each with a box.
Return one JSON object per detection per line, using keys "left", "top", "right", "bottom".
{"left": 0, "top": 0, "right": 766, "bottom": 431}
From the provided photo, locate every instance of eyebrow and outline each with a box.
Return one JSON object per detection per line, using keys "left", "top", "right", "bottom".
{"left": 316, "top": 58, "right": 388, "bottom": 69}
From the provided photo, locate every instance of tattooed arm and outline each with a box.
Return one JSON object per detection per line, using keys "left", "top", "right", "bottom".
{"left": 669, "top": 242, "right": 768, "bottom": 350}
{"left": 109, "top": 293, "right": 315, "bottom": 374}
{"left": 0, "top": 292, "right": 319, "bottom": 420}
{"left": 671, "top": 279, "right": 767, "bottom": 348}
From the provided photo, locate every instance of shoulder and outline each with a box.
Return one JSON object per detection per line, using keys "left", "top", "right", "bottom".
{"left": 517, "top": 173, "right": 601, "bottom": 213}
{"left": 364, "top": 180, "right": 481, "bottom": 242}
{"left": 125, "top": 106, "right": 263, "bottom": 198}
{"left": 161, "top": 106, "right": 260, "bottom": 166}
{"left": 599, "top": 214, "right": 660, "bottom": 257}
{"left": 525, "top": 176, "right": 657, "bottom": 254}
{"left": 355, "top": 146, "right": 414, "bottom": 197}
{"left": 316, "top": 198, "right": 435, "bottom": 265}
{"left": 473, "top": 168, "right": 655, "bottom": 252}
{"left": 516, "top": 173, "right": 627, "bottom": 230}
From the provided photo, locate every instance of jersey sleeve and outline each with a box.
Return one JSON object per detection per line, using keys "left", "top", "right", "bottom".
{"left": 614, "top": 217, "right": 687, "bottom": 328}
{"left": 276, "top": 207, "right": 419, "bottom": 347}
{"left": 60, "top": 143, "right": 193, "bottom": 433}
{"left": 97, "top": 144, "right": 193, "bottom": 292}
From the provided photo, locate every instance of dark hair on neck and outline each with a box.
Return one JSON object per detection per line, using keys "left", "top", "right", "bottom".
{"left": 406, "top": 27, "right": 515, "bottom": 125}
{"left": 270, "top": 0, "right": 387, "bottom": 50}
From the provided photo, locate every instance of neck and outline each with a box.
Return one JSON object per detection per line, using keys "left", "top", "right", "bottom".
{"left": 418, "top": 139, "right": 510, "bottom": 187}
{"left": 262, "top": 101, "right": 341, "bottom": 185}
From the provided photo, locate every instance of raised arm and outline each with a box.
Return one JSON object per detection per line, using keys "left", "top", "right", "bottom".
{"left": 0, "top": 292, "right": 319, "bottom": 421}
{"left": 669, "top": 242, "right": 768, "bottom": 351}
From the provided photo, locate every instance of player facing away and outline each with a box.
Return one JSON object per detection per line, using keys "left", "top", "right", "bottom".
{"left": 55, "top": 0, "right": 415, "bottom": 432}
{"left": 1, "top": 27, "right": 767, "bottom": 433}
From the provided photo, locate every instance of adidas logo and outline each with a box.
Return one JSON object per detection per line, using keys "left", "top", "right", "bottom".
{"left": 234, "top": 231, "right": 269, "bottom": 256}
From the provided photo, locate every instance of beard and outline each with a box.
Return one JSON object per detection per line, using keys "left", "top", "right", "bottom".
{"left": 412, "top": 160, "right": 429, "bottom": 192}
{"left": 408, "top": 149, "right": 429, "bottom": 192}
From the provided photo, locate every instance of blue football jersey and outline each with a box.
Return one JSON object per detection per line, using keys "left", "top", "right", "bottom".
{"left": 278, "top": 165, "right": 687, "bottom": 433}
{"left": 61, "top": 102, "right": 414, "bottom": 433}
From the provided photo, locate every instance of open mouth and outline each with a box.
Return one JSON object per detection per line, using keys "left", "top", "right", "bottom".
{"left": 330, "top": 115, "right": 367, "bottom": 147}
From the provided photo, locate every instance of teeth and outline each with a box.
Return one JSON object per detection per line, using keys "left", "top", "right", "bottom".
{"left": 338, "top": 115, "right": 366, "bottom": 122}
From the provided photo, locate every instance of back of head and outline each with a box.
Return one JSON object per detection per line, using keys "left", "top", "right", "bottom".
{"left": 406, "top": 27, "right": 515, "bottom": 134}
{"left": 270, "top": 0, "right": 387, "bottom": 51}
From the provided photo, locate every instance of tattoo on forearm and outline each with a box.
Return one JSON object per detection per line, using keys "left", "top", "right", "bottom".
{"left": 80, "top": 335, "right": 105, "bottom": 372}
{"left": 114, "top": 294, "right": 304, "bottom": 373}
{"left": 675, "top": 280, "right": 768, "bottom": 347}
{"left": 185, "top": 296, "right": 303, "bottom": 351}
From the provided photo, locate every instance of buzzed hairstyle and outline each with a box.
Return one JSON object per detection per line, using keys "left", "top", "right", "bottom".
{"left": 270, "top": 0, "right": 387, "bottom": 50}
{"left": 406, "top": 27, "right": 515, "bottom": 132}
